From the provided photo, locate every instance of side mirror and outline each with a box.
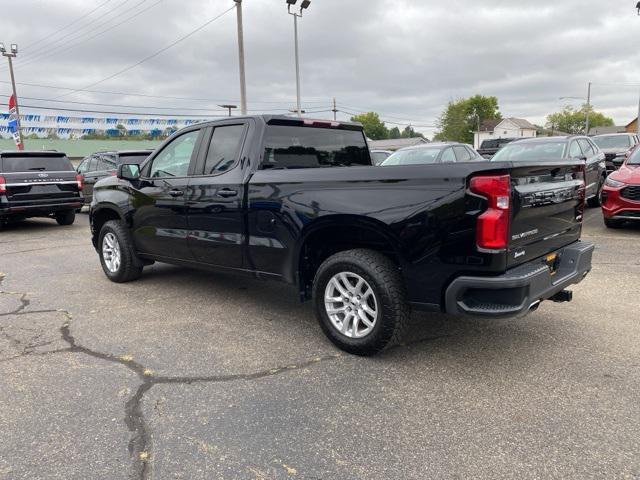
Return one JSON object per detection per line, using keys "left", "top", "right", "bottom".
{"left": 117, "top": 163, "right": 140, "bottom": 181}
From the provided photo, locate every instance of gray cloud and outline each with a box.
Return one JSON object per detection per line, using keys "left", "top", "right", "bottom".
{"left": 1, "top": 0, "right": 640, "bottom": 136}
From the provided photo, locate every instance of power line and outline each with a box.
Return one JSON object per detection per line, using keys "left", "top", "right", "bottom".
{"left": 0, "top": 80, "right": 329, "bottom": 105}
{"left": 55, "top": 3, "right": 237, "bottom": 99}
{"left": 22, "top": 0, "right": 114, "bottom": 50}
{"left": 5, "top": 0, "right": 163, "bottom": 73}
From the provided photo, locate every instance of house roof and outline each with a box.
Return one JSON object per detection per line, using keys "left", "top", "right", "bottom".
{"left": 369, "top": 137, "right": 429, "bottom": 151}
{"left": 503, "top": 117, "right": 536, "bottom": 130}
{"left": 479, "top": 119, "right": 500, "bottom": 132}
{"left": 588, "top": 125, "right": 628, "bottom": 135}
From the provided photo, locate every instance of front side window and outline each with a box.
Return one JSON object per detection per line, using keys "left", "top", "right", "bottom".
{"left": 261, "top": 126, "right": 370, "bottom": 169}
{"left": 149, "top": 130, "right": 199, "bottom": 178}
{"left": 568, "top": 141, "right": 583, "bottom": 158}
{"left": 77, "top": 157, "right": 90, "bottom": 174}
{"left": 204, "top": 125, "right": 245, "bottom": 174}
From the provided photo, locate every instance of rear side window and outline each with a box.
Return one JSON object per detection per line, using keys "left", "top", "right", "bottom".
{"left": 440, "top": 148, "right": 456, "bottom": 163}
{"left": 261, "top": 126, "right": 370, "bottom": 169}
{"left": 1, "top": 155, "right": 74, "bottom": 172}
{"left": 568, "top": 141, "right": 583, "bottom": 158}
{"left": 453, "top": 146, "right": 472, "bottom": 162}
{"left": 577, "top": 139, "right": 595, "bottom": 157}
{"left": 97, "top": 155, "right": 117, "bottom": 171}
{"left": 203, "top": 125, "right": 246, "bottom": 174}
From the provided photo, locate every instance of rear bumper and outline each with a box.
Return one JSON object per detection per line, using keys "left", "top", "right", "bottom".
{"left": 0, "top": 198, "right": 83, "bottom": 217}
{"left": 445, "top": 240, "right": 594, "bottom": 318}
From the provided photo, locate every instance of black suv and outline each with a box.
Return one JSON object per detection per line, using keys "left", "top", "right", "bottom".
{"left": 0, "top": 150, "right": 83, "bottom": 227}
{"left": 77, "top": 150, "right": 153, "bottom": 204}
{"left": 477, "top": 138, "right": 517, "bottom": 159}
{"left": 592, "top": 133, "right": 640, "bottom": 172}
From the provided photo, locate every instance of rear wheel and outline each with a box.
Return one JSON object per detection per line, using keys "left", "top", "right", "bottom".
{"left": 604, "top": 217, "right": 623, "bottom": 229}
{"left": 99, "top": 220, "right": 143, "bottom": 282}
{"left": 312, "top": 249, "right": 409, "bottom": 356}
{"left": 55, "top": 210, "right": 75, "bottom": 226}
{"left": 587, "top": 178, "right": 604, "bottom": 208}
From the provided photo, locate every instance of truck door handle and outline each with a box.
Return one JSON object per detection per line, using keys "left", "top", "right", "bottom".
{"left": 169, "top": 189, "right": 184, "bottom": 197}
{"left": 217, "top": 188, "right": 238, "bottom": 198}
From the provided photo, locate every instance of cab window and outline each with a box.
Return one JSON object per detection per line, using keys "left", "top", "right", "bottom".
{"left": 568, "top": 141, "right": 583, "bottom": 158}
{"left": 148, "top": 130, "right": 199, "bottom": 178}
{"left": 203, "top": 124, "right": 246, "bottom": 175}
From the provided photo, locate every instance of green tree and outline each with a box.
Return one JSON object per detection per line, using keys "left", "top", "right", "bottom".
{"left": 388, "top": 126, "right": 402, "bottom": 139}
{"left": 434, "top": 95, "right": 502, "bottom": 144}
{"left": 546, "top": 104, "right": 614, "bottom": 135}
{"left": 350, "top": 112, "right": 389, "bottom": 140}
{"left": 401, "top": 125, "right": 425, "bottom": 139}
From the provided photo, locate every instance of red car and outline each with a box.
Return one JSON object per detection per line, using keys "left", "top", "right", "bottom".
{"left": 601, "top": 147, "right": 640, "bottom": 228}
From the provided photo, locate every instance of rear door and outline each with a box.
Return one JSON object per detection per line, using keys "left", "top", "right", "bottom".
{"left": 578, "top": 138, "right": 605, "bottom": 197}
{"left": 507, "top": 162, "right": 585, "bottom": 268}
{"left": 131, "top": 128, "right": 204, "bottom": 260}
{"left": 81, "top": 155, "right": 100, "bottom": 199}
{"left": 186, "top": 121, "right": 249, "bottom": 268}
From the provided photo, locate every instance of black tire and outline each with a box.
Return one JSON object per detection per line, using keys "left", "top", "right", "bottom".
{"left": 604, "top": 217, "right": 623, "bottom": 229}
{"left": 55, "top": 210, "right": 75, "bottom": 226}
{"left": 312, "top": 249, "right": 410, "bottom": 356}
{"left": 98, "top": 220, "right": 143, "bottom": 283}
{"left": 587, "top": 178, "right": 604, "bottom": 208}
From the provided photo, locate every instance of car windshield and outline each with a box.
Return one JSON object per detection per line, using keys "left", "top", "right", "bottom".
{"left": 381, "top": 147, "right": 442, "bottom": 166}
{"left": 491, "top": 142, "right": 566, "bottom": 161}
{"left": 593, "top": 135, "right": 632, "bottom": 149}
{"left": 626, "top": 148, "right": 640, "bottom": 165}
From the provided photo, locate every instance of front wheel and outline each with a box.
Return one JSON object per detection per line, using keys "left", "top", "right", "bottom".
{"left": 313, "top": 249, "right": 410, "bottom": 356}
{"left": 99, "top": 220, "right": 143, "bottom": 282}
{"left": 55, "top": 210, "right": 76, "bottom": 225}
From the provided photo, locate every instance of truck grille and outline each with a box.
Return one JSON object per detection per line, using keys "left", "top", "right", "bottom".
{"left": 620, "top": 185, "right": 640, "bottom": 201}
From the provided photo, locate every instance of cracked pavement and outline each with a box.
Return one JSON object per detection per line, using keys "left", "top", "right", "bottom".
{"left": 0, "top": 210, "right": 639, "bottom": 479}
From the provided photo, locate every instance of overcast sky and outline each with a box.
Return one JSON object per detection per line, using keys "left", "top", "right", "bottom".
{"left": 1, "top": 0, "right": 640, "bottom": 137}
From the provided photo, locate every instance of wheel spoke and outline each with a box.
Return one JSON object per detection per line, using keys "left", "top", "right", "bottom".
{"left": 338, "top": 273, "right": 353, "bottom": 292}
{"left": 325, "top": 295, "right": 343, "bottom": 303}
{"left": 324, "top": 271, "right": 378, "bottom": 339}
{"left": 341, "top": 313, "right": 352, "bottom": 333}
{"left": 362, "top": 304, "right": 376, "bottom": 317}
{"left": 331, "top": 277, "right": 350, "bottom": 297}
{"left": 326, "top": 306, "right": 346, "bottom": 315}
{"left": 359, "top": 310, "right": 374, "bottom": 328}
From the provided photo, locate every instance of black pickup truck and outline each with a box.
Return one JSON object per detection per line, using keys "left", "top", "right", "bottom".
{"left": 477, "top": 138, "right": 517, "bottom": 159}
{"left": 1, "top": 150, "right": 83, "bottom": 227}
{"left": 89, "top": 115, "right": 594, "bottom": 355}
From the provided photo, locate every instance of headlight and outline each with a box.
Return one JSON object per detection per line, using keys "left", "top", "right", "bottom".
{"left": 605, "top": 177, "right": 626, "bottom": 188}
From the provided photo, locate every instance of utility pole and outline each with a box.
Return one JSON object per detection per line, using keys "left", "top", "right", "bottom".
{"left": 332, "top": 97, "right": 337, "bottom": 121}
{"left": 585, "top": 81, "right": 592, "bottom": 135}
{"left": 287, "top": 0, "right": 311, "bottom": 117}
{"left": 637, "top": 88, "right": 640, "bottom": 137}
{"left": 1, "top": 43, "right": 24, "bottom": 149}
{"left": 219, "top": 104, "right": 237, "bottom": 117}
{"left": 234, "top": 0, "right": 247, "bottom": 115}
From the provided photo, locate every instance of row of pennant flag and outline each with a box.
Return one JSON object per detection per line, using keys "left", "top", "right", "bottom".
{"left": 0, "top": 112, "right": 206, "bottom": 126}
{"left": 0, "top": 126, "right": 170, "bottom": 136}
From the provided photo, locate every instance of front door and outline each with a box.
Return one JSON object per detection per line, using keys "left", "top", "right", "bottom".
{"left": 131, "top": 129, "right": 203, "bottom": 260}
{"left": 186, "top": 122, "right": 249, "bottom": 268}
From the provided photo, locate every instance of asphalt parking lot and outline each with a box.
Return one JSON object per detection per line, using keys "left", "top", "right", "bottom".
{"left": 0, "top": 209, "right": 639, "bottom": 480}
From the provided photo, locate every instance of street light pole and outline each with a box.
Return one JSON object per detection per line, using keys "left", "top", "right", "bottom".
{"left": 233, "top": 0, "right": 247, "bottom": 115}
{"left": 1, "top": 43, "right": 24, "bottom": 149}
{"left": 287, "top": 0, "right": 310, "bottom": 117}
{"left": 219, "top": 104, "right": 238, "bottom": 117}
{"left": 585, "top": 81, "right": 591, "bottom": 135}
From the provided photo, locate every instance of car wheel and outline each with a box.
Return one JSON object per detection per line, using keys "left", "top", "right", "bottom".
{"left": 312, "top": 249, "right": 410, "bottom": 356}
{"left": 604, "top": 218, "right": 623, "bottom": 229}
{"left": 99, "top": 220, "right": 143, "bottom": 283}
{"left": 587, "top": 178, "right": 604, "bottom": 208}
{"left": 55, "top": 210, "right": 76, "bottom": 226}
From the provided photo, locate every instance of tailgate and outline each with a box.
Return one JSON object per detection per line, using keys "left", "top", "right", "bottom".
{"left": 507, "top": 162, "right": 585, "bottom": 268}
{"left": 2, "top": 171, "right": 81, "bottom": 204}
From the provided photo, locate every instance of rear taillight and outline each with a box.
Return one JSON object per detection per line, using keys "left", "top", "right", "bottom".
{"left": 470, "top": 174, "right": 511, "bottom": 251}
{"left": 0, "top": 175, "right": 6, "bottom": 194}
{"left": 76, "top": 173, "right": 84, "bottom": 191}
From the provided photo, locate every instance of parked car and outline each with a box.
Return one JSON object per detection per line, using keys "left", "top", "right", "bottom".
{"left": 491, "top": 136, "right": 606, "bottom": 207}
{"left": 370, "top": 149, "right": 392, "bottom": 165}
{"left": 601, "top": 146, "right": 640, "bottom": 228}
{"left": 592, "top": 133, "right": 639, "bottom": 172}
{"left": 89, "top": 115, "right": 593, "bottom": 356}
{"left": 477, "top": 138, "right": 518, "bottom": 159}
{"left": 0, "top": 150, "right": 83, "bottom": 227}
{"left": 77, "top": 150, "right": 153, "bottom": 204}
{"left": 380, "top": 142, "right": 483, "bottom": 165}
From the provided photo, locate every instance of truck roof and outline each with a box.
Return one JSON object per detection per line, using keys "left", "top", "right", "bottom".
{"left": 197, "top": 114, "right": 364, "bottom": 131}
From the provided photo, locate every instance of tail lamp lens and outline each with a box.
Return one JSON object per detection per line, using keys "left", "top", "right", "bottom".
{"left": 76, "top": 173, "right": 84, "bottom": 191}
{"left": 470, "top": 174, "right": 511, "bottom": 250}
{"left": 0, "top": 175, "right": 6, "bottom": 194}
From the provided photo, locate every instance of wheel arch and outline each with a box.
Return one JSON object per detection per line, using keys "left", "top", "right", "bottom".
{"left": 90, "top": 204, "right": 125, "bottom": 249}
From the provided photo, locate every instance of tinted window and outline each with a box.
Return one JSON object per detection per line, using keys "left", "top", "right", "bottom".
{"left": 453, "top": 146, "right": 472, "bottom": 162}
{"left": 87, "top": 156, "right": 98, "bottom": 172}
{"left": 370, "top": 151, "right": 390, "bottom": 165}
{"left": 204, "top": 125, "right": 245, "bottom": 174}
{"left": 593, "top": 135, "right": 632, "bottom": 149}
{"left": 262, "top": 126, "right": 370, "bottom": 169}
{"left": 481, "top": 140, "right": 498, "bottom": 149}
{"left": 577, "top": 139, "right": 595, "bottom": 157}
{"left": 568, "top": 141, "right": 583, "bottom": 158}
{"left": 492, "top": 142, "right": 566, "bottom": 161}
{"left": 118, "top": 154, "right": 150, "bottom": 165}
{"left": 77, "top": 157, "right": 90, "bottom": 174}
{"left": 381, "top": 147, "right": 443, "bottom": 166}
{"left": 440, "top": 148, "right": 456, "bottom": 163}
{"left": 149, "top": 130, "right": 199, "bottom": 178}
{"left": 97, "top": 155, "right": 117, "bottom": 171}
{"left": 1, "top": 155, "right": 74, "bottom": 172}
